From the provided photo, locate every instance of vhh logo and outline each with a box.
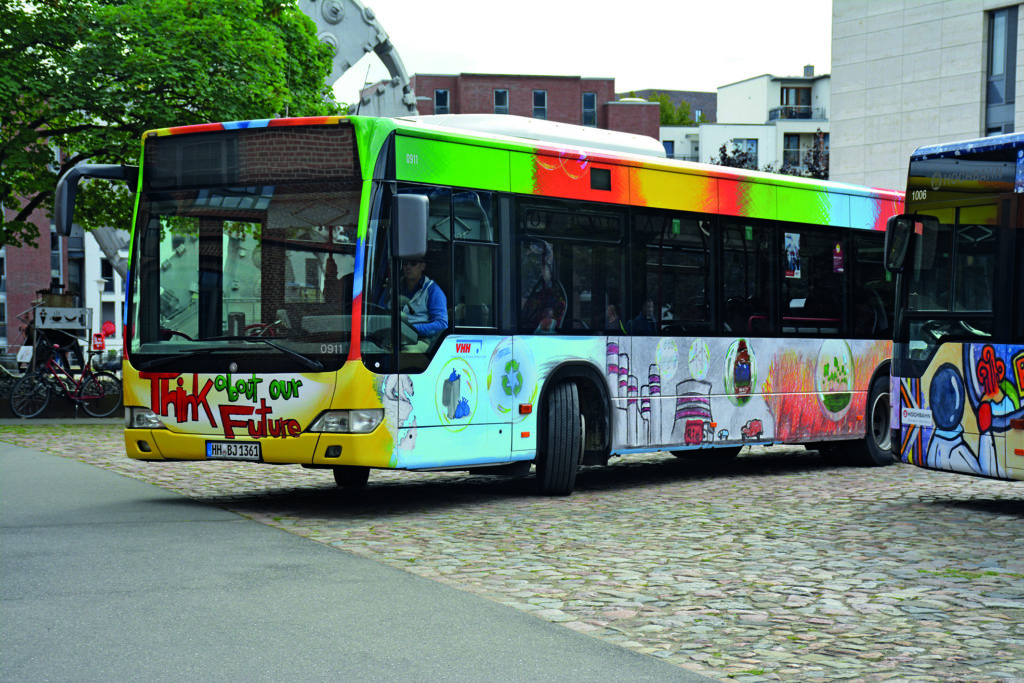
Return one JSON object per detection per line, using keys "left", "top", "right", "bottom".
{"left": 453, "top": 339, "right": 482, "bottom": 356}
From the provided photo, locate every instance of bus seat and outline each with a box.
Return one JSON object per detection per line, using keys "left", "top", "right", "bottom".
{"left": 464, "top": 303, "right": 490, "bottom": 326}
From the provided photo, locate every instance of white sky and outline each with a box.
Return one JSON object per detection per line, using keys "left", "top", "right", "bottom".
{"left": 332, "top": 0, "right": 833, "bottom": 105}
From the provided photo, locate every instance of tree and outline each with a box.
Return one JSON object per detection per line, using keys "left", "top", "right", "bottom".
{"left": 1, "top": 0, "right": 344, "bottom": 249}
{"left": 802, "top": 129, "right": 830, "bottom": 180}
{"left": 710, "top": 142, "right": 758, "bottom": 170}
{"left": 709, "top": 129, "right": 829, "bottom": 180}
{"left": 644, "top": 92, "right": 696, "bottom": 126}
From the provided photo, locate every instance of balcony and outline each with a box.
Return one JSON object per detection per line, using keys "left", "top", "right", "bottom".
{"left": 769, "top": 106, "right": 826, "bottom": 121}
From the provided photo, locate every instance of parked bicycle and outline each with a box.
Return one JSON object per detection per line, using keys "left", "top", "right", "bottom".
{"left": 9, "top": 342, "right": 122, "bottom": 419}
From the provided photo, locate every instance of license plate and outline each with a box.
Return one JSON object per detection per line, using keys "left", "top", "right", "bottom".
{"left": 206, "top": 441, "right": 262, "bottom": 461}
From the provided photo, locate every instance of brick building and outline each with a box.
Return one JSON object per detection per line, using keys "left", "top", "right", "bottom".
{"left": 360, "top": 73, "right": 660, "bottom": 139}
{"left": 0, "top": 205, "right": 67, "bottom": 354}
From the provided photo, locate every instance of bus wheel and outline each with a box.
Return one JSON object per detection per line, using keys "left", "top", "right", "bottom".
{"left": 537, "top": 381, "right": 582, "bottom": 496}
{"left": 333, "top": 466, "right": 370, "bottom": 488}
{"left": 845, "top": 375, "right": 894, "bottom": 466}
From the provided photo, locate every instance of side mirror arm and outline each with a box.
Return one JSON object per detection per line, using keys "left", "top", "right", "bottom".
{"left": 54, "top": 163, "right": 139, "bottom": 236}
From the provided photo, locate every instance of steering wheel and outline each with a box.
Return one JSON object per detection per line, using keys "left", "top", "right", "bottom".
{"left": 159, "top": 328, "right": 194, "bottom": 341}
{"left": 245, "top": 323, "right": 276, "bottom": 338}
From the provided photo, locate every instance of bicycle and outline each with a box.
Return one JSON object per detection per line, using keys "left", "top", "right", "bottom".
{"left": 9, "top": 343, "right": 122, "bottom": 419}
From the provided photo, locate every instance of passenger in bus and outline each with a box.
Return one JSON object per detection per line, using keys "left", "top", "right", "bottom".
{"left": 606, "top": 303, "right": 626, "bottom": 334}
{"left": 535, "top": 307, "right": 558, "bottom": 334}
{"left": 322, "top": 256, "right": 352, "bottom": 313}
{"left": 384, "top": 258, "right": 448, "bottom": 338}
{"left": 628, "top": 296, "right": 658, "bottom": 334}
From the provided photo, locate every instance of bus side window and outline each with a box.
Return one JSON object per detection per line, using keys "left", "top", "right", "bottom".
{"left": 632, "top": 210, "right": 713, "bottom": 335}
{"left": 453, "top": 191, "right": 497, "bottom": 329}
{"left": 852, "top": 233, "right": 894, "bottom": 338}
{"left": 722, "top": 221, "right": 776, "bottom": 335}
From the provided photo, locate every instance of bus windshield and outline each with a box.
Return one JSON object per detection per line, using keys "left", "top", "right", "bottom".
{"left": 129, "top": 124, "right": 361, "bottom": 373}
{"left": 894, "top": 188, "right": 998, "bottom": 377}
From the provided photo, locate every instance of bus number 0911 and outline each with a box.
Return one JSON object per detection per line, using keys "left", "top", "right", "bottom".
{"left": 320, "top": 344, "right": 344, "bottom": 354}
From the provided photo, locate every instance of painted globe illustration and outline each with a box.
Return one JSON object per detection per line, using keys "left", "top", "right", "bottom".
{"left": 815, "top": 339, "right": 853, "bottom": 418}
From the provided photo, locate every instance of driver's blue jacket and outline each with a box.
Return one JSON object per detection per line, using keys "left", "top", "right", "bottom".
{"left": 380, "top": 275, "right": 448, "bottom": 337}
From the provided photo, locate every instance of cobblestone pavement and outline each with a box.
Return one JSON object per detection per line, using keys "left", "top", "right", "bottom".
{"left": 3, "top": 423, "right": 1023, "bottom": 682}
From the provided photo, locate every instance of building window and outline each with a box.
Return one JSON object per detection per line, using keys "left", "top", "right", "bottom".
{"left": 434, "top": 89, "right": 449, "bottom": 115}
{"left": 783, "top": 133, "right": 801, "bottom": 168}
{"left": 533, "top": 90, "right": 547, "bottom": 120}
{"left": 780, "top": 87, "right": 812, "bottom": 118}
{"left": 694, "top": 109, "right": 702, "bottom": 122}
{"left": 582, "top": 92, "right": 597, "bottom": 126}
{"left": 663, "top": 140, "right": 675, "bottom": 158}
{"left": 987, "top": 6, "right": 1017, "bottom": 135}
{"left": 733, "top": 138, "right": 758, "bottom": 167}
{"left": 494, "top": 89, "right": 508, "bottom": 115}
{"left": 50, "top": 230, "right": 62, "bottom": 286}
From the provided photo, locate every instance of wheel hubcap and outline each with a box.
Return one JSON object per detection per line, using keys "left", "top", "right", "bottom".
{"left": 871, "top": 391, "right": 891, "bottom": 451}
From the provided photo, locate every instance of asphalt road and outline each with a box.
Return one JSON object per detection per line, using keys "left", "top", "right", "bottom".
{"left": 0, "top": 440, "right": 710, "bottom": 682}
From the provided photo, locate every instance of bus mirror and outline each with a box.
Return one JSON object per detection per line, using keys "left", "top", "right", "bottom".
{"left": 393, "top": 194, "right": 428, "bottom": 260}
{"left": 54, "top": 163, "right": 139, "bottom": 236}
{"left": 884, "top": 213, "right": 938, "bottom": 273}
{"left": 884, "top": 214, "right": 913, "bottom": 273}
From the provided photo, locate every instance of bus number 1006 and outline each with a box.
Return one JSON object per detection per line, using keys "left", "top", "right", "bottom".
{"left": 911, "top": 190, "right": 927, "bottom": 201}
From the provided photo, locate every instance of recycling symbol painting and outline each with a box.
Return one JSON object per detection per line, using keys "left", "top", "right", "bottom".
{"left": 487, "top": 338, "right": 536, "bottom": 421}
{"left": 502, "top": 359, "right": 523, "bottom": 396}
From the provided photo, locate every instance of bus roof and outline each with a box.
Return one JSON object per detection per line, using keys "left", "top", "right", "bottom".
{"left": 912, "top": 131, "right": 1024, "bottom": 160}
{"left": 141, "top": 114, "right": 903, "bottom": 229}
{"left": 399, "top": 114, "right": 668, "bottom": 159}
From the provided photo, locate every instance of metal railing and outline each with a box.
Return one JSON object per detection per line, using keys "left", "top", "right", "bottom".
{"left": 769, "top": 106, "right": 826, "bottom": 121}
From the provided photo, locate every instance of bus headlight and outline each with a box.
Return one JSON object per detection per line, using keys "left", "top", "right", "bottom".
{"left": 126, "top": 407, "right": 165, "bottom": 429}
{"left": 309, "top": 409, "right": 383, "bottom": 434}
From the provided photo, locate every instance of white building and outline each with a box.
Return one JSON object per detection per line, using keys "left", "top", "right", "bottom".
{"left": 82, "top": 229, "right": 128, "bottom": 359}
{"left": 659, "top": 126, "right": 700, "bottom": 161}
{"left": 831, "top": 1, "right": 1024, "bottom": 190}
{"left": 698, "top": 66, "right": 831, "bottom": 171}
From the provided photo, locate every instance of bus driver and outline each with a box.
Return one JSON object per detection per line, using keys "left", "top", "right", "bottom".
{"left": 387, "top": 258, "right": 448, "bottom": 338}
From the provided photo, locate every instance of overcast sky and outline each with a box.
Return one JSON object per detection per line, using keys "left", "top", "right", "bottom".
{"left": 331, "top": 0, "right": 833, "bottom": 105}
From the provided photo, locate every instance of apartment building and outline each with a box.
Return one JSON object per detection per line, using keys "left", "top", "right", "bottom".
{"left": 698, "top": 66, "right": 831, "bottom": 170}
{"left": 831, "top": 1, "right": 1024, "bottom": 190}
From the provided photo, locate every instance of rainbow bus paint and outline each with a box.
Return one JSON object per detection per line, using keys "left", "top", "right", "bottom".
{"left": 57, "top": 115, "right": 903, "bottom": 494}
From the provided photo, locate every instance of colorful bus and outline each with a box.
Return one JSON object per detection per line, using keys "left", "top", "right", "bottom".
{"left": 885, "top": 133, "right": 1024, "bottom": 481}
{"left": 55, "top": 114, "right": 903, "bottom": 495}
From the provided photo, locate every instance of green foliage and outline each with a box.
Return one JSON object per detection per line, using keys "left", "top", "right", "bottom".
{"left": 1, "top": 0, "right": 345, "bottom": 248}
{"left": 645, "top": 92, "right": 696, "bottom": 126}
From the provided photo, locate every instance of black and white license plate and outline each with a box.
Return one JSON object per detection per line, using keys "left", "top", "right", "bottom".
{"left": 206, "top": 441, "right": 261, "bottom": 461}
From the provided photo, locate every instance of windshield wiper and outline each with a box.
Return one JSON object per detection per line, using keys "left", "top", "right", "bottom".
{"left": 200, "top": 335, "right": 324, "bottom": 371}
{"left": 136, "top": 338, "right": 323, "bottom": 372}
{"left": 136, "top": 347, "right": 231, "bottom": 371}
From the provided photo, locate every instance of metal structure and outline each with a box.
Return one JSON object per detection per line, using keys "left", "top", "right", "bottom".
{"left": 298, "top": 0, "right": 417, "bottom": 115}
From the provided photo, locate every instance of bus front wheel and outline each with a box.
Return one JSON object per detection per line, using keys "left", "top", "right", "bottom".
{"left": 844, "top": 375, "right": 893, "bottom": 466}
{"left": 333, "top": 466, "right": 370, "bottom": 488}
{"left": 537, "top": 381, "right": 582, "bottom": 496}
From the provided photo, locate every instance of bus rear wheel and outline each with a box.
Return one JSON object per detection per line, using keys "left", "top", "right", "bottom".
{"left": 843, "top": 375, "right": 893, "bottom": 466}
{"left": 537, "top": 381, "right": 582, "bottom": 496}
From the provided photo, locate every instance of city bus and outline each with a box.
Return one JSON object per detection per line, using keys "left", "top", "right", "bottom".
{"left": 55, "top": 114, "right": 903, "bottom": 495}
{"left": 885, "top": 133, "right": 1024, "bottom": 481}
